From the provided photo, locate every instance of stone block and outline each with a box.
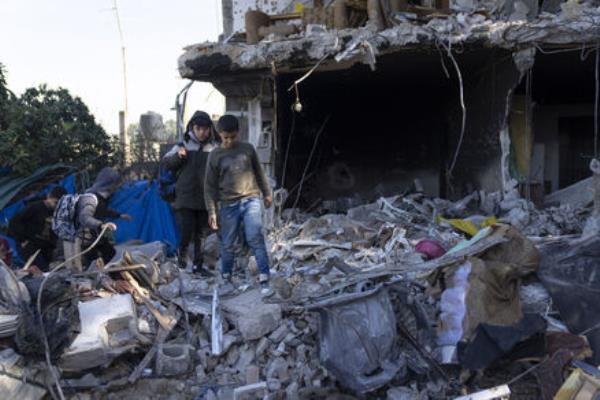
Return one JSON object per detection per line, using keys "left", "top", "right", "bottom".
{"left": 223, "top": 289, "right": 282, "bottom": 341}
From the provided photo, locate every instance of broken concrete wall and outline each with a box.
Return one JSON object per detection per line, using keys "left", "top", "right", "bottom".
{"left": 212, "top": 74, "right": 277, "bottom": 178}
{"left": 274, "top": 52, "right": 453, "bottom": 207}
{"left": 226, "top": 0, "right": 312, "bottom": 36}
{"left": 446, "top": 49, "right": 524, "bottom": 197}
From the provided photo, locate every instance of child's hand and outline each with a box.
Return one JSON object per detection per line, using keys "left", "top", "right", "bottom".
{"left": 264, "top": 196, "right": 273, "bottom": 209}
{"left": 208, "top": 214, "right": 219, "bottom": 230}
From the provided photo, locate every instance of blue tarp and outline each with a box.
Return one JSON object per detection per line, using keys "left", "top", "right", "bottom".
{"left": 1, "top": 176, "right": 179, "bottom": 264}
{"left": 109, "top": 180, "right": 179, "bottom": 255}
{"left": 0, "top": 175, "right": 77, "bottom": 264}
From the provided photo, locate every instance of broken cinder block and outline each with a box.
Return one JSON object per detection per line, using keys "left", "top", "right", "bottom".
{"left": 60, "top": 294, "right": 138, "bottom": 371}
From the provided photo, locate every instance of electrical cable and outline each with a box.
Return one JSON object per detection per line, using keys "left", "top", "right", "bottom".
{"left": 280, "top": 111, "right": 296, "bottom": 188}
{"left": 290, "top": 115, "right": 331, "bottom": 213}
{"left": 36, "top": 225, "right": 110, "bottom": 400}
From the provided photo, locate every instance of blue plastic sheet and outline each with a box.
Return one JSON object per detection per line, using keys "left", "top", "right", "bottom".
{"left": 0, "top": 175, "right": 76, "bottom": 264}
{"left": 1, "top": 177, "right": 179, "bottom": 263}
{"left": 109, "top": 180, "right": 179, "bottom": 255}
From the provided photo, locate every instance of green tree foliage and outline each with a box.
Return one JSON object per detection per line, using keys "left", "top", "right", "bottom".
{"left": 0, "top": 64, "right": 14, "bottom": 130}
{"left": 0, "top": 65, "right": 122, "bottom": 175}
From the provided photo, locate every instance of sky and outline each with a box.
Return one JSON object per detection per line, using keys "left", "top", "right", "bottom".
{"left": 0, "top": 0, "right": 225, "bottom": 135}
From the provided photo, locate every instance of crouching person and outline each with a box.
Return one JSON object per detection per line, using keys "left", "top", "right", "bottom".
{"left": 8, "top": 186, "right": 67, "bottom": 271}
{"left": 53, "top": 167, "right": 131, "bottom": 270}
{"left": 204, "top": 115, "right": 273, "bottom": 295}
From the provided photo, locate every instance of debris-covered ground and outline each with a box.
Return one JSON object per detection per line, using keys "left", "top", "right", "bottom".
{"left": 2, "top": 183, "right": 600, "bottom": 400}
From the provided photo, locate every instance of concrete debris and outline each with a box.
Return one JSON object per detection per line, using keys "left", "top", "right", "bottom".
{"left": 2, "top": 179, "right": 599, "bottom": 399}
{"left": 60, "top": 294, "right": 138, "bottom": 371}
{"left": 222, "top": 289, "right": 282, "bottom": 341}
{"left": 155, "top": 343, "right": 192, "bottom": 376}
{"left": 0, "top": 348, "right": 46, "bottom": 400}
{"left": 180, "top": 4, "right": 600, "bottom": 79}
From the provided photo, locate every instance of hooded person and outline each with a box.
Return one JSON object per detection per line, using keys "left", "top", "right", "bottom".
{"left": 63, "top": 167, "right": 131, "bottom": 270}
{"left": 162, "top": 111, "right": 217, "bottom": 276}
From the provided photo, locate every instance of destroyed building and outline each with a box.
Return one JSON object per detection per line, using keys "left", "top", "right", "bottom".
{"left": 179, "top": 0, "right": 600, "bottom": 210}
{"left": 5, "top": 1, "right": 600, "bottom": 400}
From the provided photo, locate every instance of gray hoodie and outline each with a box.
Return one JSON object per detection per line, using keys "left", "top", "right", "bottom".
{"left": 77, "top": 167, "right": 122, "bottom": 231}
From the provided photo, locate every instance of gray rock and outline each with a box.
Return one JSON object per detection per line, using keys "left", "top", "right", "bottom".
{"left": 255, "top": 337, "right": 270, "bottom": 356}
{"left": 268, "top": 323, "right": 289, "bottom": 343}
{"left": 266, "top": 357, "right": 291, "bottom": 383}
{"left": 223, "top": 289, "right": 282, "bottom": 341}
{"left": 387, "top": 386, "right": 419, "bottom": 400}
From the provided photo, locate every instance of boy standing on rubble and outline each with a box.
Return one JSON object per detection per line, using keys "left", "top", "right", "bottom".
{"left": 8, "top": 186, "right": 67, "bottom": 271}
{"left": 204, "top": 115, "right": 274, "bottom": 295}
{"left": 162, "top": 111, "right": 217, "bottom": 276}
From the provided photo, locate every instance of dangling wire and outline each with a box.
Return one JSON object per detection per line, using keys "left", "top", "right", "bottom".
{"left": 525, "top": 68, "right": 533, "bottom": 201}
{"left": 595, "top": 43, "right": 599, "bottom": 159}
{"left": 436, "top": 41, "right": 466, "bottom": 179}
{"left": 280, "top": 110, "right": 296, "bottom": 188}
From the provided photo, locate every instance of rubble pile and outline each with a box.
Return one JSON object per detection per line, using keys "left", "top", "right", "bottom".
{"left": 0, "top": 189, "right": 598, "bottom": 400}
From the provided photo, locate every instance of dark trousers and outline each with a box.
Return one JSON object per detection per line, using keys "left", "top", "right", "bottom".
{"left": 175, "top": 208, "right": 209, "bottom": 266}
{"left": 83, "top": 236, "right": 116, "bottom": 267}
{"left": 18, "top": 241, "right": 52, "bottom": 272}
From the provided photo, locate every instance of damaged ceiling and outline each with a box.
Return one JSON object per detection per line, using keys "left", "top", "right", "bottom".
{"left": 179, "top": 7, "right": 600, "bottom": 80}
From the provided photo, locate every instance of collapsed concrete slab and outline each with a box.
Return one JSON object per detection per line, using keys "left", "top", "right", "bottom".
{"left": 60, "top": 294, "right": 138, "bottom": 371}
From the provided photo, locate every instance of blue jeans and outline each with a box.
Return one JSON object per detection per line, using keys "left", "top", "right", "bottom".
{"left": 218, "top": 197, "right": 270, "bottom": 276}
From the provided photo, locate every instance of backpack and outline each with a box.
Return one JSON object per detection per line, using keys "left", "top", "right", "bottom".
{"left": 158, "top": 164, "right": 178, "bottom": 203}
{"left": 158, "top": 143, "right": 184, "bottom": 203}
{"left": 51, "top": 193, "right": 96, "bottom": 241}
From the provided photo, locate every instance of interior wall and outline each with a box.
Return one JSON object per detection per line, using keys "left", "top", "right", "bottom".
{"left": 522, "top": 50, "right": 597, "bottom": 192}
{"left": 445, "top": 49, "right": 522, "bottom": 196}
{"left": 275, "top": 48, "right": 519, "bottom": 208}
{"left": 534, "top": 104, "right": 593, "bottom": 192}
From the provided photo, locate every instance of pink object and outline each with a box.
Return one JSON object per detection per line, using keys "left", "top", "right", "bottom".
{"left": 415, "top": 239, "right": 446, "bottom": 260}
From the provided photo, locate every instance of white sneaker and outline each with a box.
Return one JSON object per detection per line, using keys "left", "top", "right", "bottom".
{"left": 260, "top": 280, "right": 274, "bottom": 297}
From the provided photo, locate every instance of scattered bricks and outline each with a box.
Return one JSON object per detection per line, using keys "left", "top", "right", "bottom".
{"left": 217, "top": 368, "right": 237, "bottom": 385}
{"left": 268, "top": 323, "right": 289, "bottom": 343}
{"left": 296, "top": 345, "right": 307, "bottom": 363}
{"left": 155, "top": 343, "right": 192, "bottom": 376}
{"left": 283, "top": 332, "right": 299, "bottom": 344}
{"left": 255, "top": 337, "right": 270, "bottom": 357}
{"left": 271, "top": 341, "right": 287, "bottom": 357}
{"left": 195, "top": 364, "right": 208, "bottom": 384}
{"left": 225, "top": 346, "right": 240, "bottom": 367}
{"left": 286, "top": 382, "right": 300, "bottom": 400}
{"left": 266, "top": 357, "right": 291, "bottom": 384}
{"left": 196, "top": 347, "right": 218, "bottom": 371}
{"left": 294, "top": 319, "right": 308, "bottom": 330}
{"left": 245, "top": 364, "right": 260, "bottom": 384}
{"left": 232, "top": 382, "right": 268, "bottom": 400}
{"left": 234, "top": 347, "right": 255, "bottom": 374}
{"left": 267, "top": 379, "right": 282, "bottom": 391}
{"left": 222, "top": 333, "right": 241, "bottom": 354}
{"left": 205, "top": 390, "right": 218, "bottom": 400}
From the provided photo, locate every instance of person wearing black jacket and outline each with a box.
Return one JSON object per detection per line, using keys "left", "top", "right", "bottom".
{"left": 162, "top": 111, "right": 217, "bottom": 276}
{"left": 8, "top": 186, "right": 67, "bottom": 271}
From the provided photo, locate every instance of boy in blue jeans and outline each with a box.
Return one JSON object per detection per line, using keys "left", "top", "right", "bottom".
{"left": 204, "top": 115, "right": 273, "bottom": 294}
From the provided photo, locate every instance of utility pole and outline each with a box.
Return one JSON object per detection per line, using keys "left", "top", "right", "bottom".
{"left": 112, "top": 0, "right": 129, "bottom": 164}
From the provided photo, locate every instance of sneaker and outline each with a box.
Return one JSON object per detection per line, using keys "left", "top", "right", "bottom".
{"left": 260, "top": 281, "right": 274, "bottom": 297}
{"left": 219, "top": 273, "right": 235, "bottom": 295}
{"left": 192, "top": 264, "right": 212, "bottom": 277}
